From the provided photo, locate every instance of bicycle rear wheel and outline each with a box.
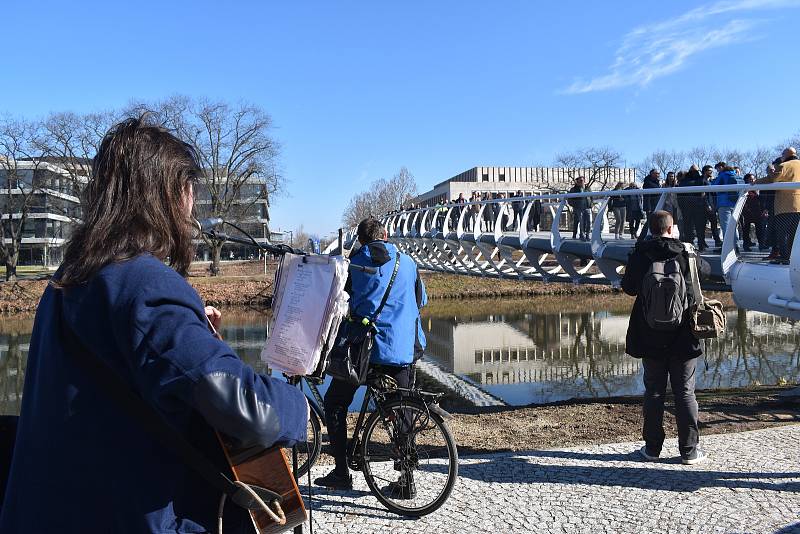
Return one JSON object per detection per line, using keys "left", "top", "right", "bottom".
{"left": 360, "top": 397, "right": 458, "bottom": 517}
{"left": 283, "top": 407, "right": 322, "bottom": 479}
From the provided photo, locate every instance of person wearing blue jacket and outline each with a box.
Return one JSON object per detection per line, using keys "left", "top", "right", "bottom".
{"left": 711, "top": 163, "right": 740, "bottom": 247}
{"left": 0, "top": 118, "right": 309, "bottom": 533}
{"left": 315, "top": 217, "right": 427, "bottom": 495}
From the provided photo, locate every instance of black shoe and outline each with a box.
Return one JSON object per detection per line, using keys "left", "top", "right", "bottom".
{"left": 382, "top": 474, "right": 416, "bottom": 499}
{"left": 314, "top": 469, "right": 353, "bottom": 490}
{"left": 639, "top": 445, "right": 660, "bottom": 461}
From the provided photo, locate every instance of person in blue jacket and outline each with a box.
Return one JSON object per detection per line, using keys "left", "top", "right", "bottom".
{"left": 0, "top": 118, "right": 309, "bottom": 533}
{"left": 315, "top": 217, "right": 427, "bottom": 495}
{"left": 711, "top": 162, "right": 740, "bottom": 247}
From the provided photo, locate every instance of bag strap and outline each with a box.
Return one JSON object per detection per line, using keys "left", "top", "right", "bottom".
{"left": 61, "top": 319, "right": 273, "bottom": 509}
{"left": 684, "top": 243, "right": 704, "bottom": 306}
{"left": 368, "top": 252, "right": 401, "bottom": 324}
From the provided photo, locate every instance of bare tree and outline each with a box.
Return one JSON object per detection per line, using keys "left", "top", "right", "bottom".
{"left": 382, "top": 167, "right": 417, "bottom": 211}
{"left": 686, "top": 145, "right": 717, "bottom": 169}
{"left": 710, "top": 147, "right": 747, "bottom": 169}
{"left": 0, "top": 117, "right": 47, "bottom": 280}
{"left": 342, "top": 167, "right": 418, "bottom": 227}
{"left": 554, "top": 147, "right": 623, "bottom": 190}
{"left": 39, "top": 111, "right": 114, "bottom": 203}
{"left": 129, "top": 96, "right": 282, "bottom": 275}
{"left": 637, "top": 149, "right": 687, "bottom": 178}
{"left": 741, "top": 147, "right": 774, "bottom": 178}
{"left": 290, "top": 224, "right": 310, "bottom": 250}
{"left": 776, "top": 132, "right": 800, "bottom": 154}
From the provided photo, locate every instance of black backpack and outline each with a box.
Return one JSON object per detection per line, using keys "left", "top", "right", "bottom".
{"left": 641, "top": 256, "right": 688, "bottom": 331}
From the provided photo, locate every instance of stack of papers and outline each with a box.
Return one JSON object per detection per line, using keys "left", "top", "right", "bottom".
{"left": 261, "top": 253, "right": 349, "bottom": 376}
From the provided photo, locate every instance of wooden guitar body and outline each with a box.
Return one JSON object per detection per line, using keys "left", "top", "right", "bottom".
{"left": 217, "top": 432, "right": 307, "bottom": 533}
{"left": 206, "top": 318, "right": 306, "bottom": 533}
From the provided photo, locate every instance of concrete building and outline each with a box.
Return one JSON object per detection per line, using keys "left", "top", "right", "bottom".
{"left": 412, "top": 166, "right": 637, "bottom": 207}
{"left": 193, "top": 176, "right": 272, "bottom": 261}
{"left": 0, "top": 158, "right": 85, "bottom": 267}
{"left": 1, "top": 157, "right": 275, "bottom": 266}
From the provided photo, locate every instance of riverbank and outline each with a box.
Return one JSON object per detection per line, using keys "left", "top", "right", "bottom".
{"left": 0, "top": 259, "right": 698, "bottom": 312}
{"left": 0, "top": 273, "right": 736, "bottom": 314}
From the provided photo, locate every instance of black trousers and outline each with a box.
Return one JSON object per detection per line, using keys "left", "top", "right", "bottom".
{"left": 324, "top": 363, "right": 415, "bottom": 473}
{"left": 642, "top": 356, "right": 699, "bottom": 458}
{"left": 775, "top": 212, "right": 800, "bottom": 259}
{"left": 740, "top": 216, "right": 765, "bottom": 248}
{"left": 628, "top": 216, "right": 641, "bottom": 239}
{"left": 572, "top": 208, "right": 590, "bottom": 238}
{"left": 680, "top": 203, "right": 708, "bottom": 249}
{"left": 707, "top": 208, "right": 722, "bottom": 245}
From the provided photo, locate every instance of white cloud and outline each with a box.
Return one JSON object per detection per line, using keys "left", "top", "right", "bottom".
{"left": 564, "top": 0, "right": 800, "bottom": 94}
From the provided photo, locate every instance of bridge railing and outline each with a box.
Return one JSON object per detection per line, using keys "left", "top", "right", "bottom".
{"left": 326, "top": 182, "right": 800, "bottom": 319}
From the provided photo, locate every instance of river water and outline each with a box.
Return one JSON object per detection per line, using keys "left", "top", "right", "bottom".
{"left": 2, "top": 297, "right": 799, "bottom": 414}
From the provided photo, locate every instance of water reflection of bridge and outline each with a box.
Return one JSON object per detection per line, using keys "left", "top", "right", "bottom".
{"left": 3, "top": 307, "right": 800, "bottom": 413}
{"left": 423, "top": 309, "right": 800, "bottom": 394}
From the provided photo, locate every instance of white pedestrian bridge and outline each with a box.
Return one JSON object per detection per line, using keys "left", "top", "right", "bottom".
{"left": 327, "top": 182, "right": 800, "bottom": 320}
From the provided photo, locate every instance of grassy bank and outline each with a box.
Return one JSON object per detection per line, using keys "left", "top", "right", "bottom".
{"left": 0, "top": 263, "right": 736, "bottom": 313}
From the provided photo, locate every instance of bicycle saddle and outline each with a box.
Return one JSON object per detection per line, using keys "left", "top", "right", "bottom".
{"left": 365, "top": 372, "right": 398, "bottom": 391}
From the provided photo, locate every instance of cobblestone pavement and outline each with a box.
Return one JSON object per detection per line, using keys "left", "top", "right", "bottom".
{"left": 302, "top": 425, "right": 800, "bottom": 533}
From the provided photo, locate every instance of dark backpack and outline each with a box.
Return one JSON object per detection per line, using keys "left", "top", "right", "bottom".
{"left": 641, "top": 257, "right": 687, "bottom": 331}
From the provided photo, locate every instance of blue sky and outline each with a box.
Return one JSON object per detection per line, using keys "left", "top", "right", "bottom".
{"left": 3, "top": 0, "right": 799, "bottom": 236}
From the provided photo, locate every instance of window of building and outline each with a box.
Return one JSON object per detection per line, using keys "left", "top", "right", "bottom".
{"left": 499, "top": 173, "right": 505, "bottom": 182}
{"left": 481, "top": 173, "right": 489, "bottom": 182}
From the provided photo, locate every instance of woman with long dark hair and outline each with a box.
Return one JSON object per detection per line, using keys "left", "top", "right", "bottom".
{"left": 0, "top": 118, "right": 308, "bottom": 533}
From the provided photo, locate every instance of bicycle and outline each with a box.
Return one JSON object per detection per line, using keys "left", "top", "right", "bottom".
{"left": 283, "top": 369, "right": 459, "bottom": 517}
{"left": 200, "top": 221, "right": 458, "bottom": 516}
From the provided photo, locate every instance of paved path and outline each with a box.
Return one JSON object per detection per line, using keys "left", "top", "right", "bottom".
{"left": 303, "top": 425, "right": 800, "bottom": 533}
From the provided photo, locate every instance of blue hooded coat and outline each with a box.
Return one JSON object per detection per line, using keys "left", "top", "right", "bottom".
{"left": 711, "top": 170, "right": 739, "bottom": 209}
{"left": 0, "top": 254, "right": 308, "bottom": 533}
{"left": 347, "top": 241, "right": 427, "bottom": 366}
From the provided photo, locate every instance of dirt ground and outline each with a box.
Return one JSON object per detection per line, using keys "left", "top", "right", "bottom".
{"left": 299, "top": 386, "right": 799, "bottom": 462}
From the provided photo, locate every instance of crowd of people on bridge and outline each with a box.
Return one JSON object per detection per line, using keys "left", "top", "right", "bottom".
{"left": 629, "top": 147, "right": 800, "bottom": 264}
{"left": 384, "top": 146, "right": 800, "bottom": 264}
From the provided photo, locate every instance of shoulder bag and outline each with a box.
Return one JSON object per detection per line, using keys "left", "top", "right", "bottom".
{"left": 685, "top": 245, "right": 726, "bottom": 339}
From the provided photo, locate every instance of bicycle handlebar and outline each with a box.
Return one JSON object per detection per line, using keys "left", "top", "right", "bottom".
{"left": 201, "top": 229, "right": 377, "bottom": 274}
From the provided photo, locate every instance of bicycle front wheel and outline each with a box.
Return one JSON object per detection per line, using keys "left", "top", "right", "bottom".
{"left": 360, "top": 397, "right": 458, "bottom": 517}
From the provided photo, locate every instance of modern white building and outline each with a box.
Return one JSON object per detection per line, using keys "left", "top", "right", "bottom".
{"left": 413, "top": 166, "right": 637, "bottom": 207}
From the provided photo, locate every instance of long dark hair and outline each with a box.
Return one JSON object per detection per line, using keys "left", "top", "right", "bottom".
{"left": 55, "top": 117, "right": 200, "bottom": 288}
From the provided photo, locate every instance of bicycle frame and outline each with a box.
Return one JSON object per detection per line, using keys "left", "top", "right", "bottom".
{"left": 346, "top": 385, "right": 377, "bottom": 470}
{"left": 301, "top": 378, "right": 327, "bottom": 426}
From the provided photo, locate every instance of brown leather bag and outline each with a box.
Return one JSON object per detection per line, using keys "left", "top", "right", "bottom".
{"left": 686, "top": 244, "right": 726, "bottom": 339}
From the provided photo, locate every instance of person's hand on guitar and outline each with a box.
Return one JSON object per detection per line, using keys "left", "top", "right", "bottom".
{"left": 204, "top": 306, "right": 222, "bottom": 334}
